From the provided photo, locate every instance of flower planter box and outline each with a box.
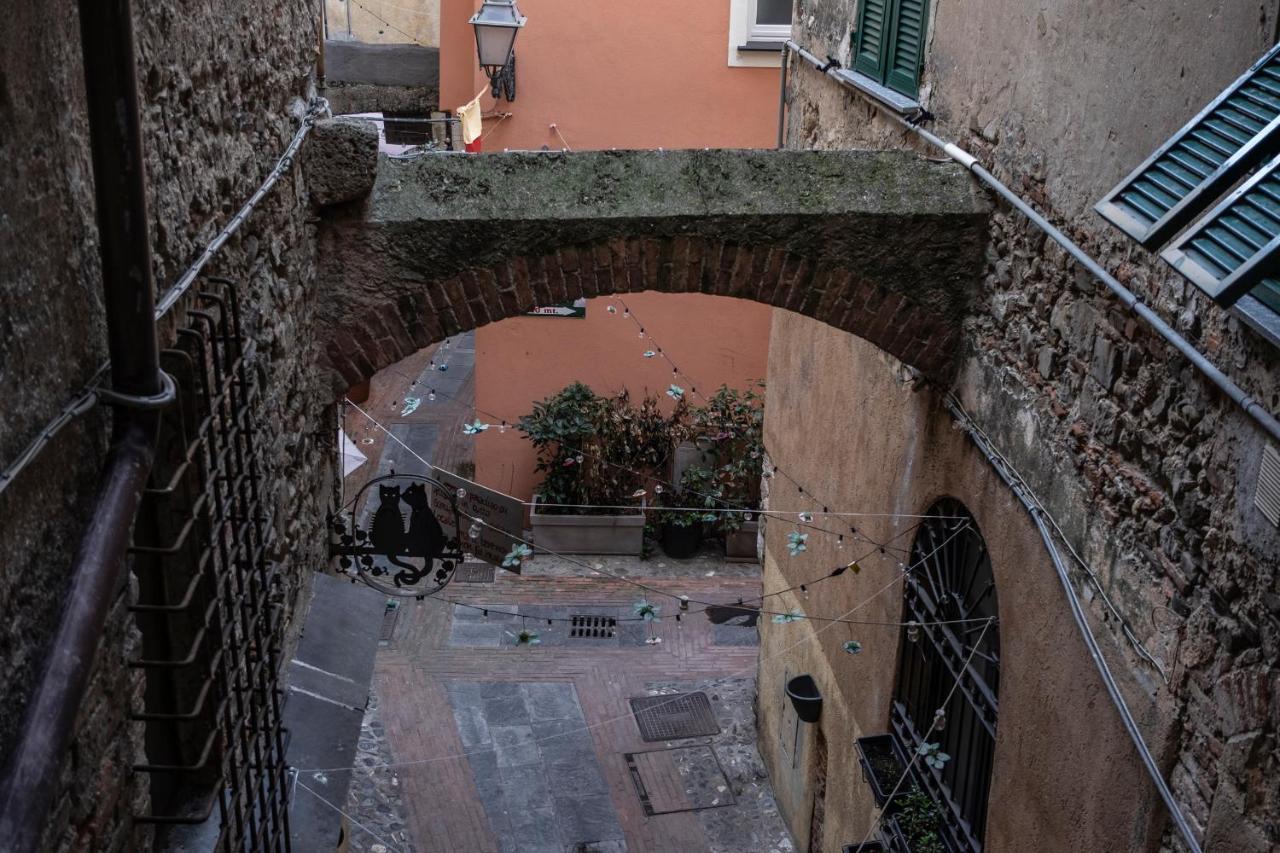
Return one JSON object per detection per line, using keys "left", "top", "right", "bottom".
{"left": 723, "top": 519, "right": 759, "bottom": 562}
{"left": 855, "top": 735, "right": 911, "bottom": 809}
{"left": 884, "top": 813, "right": 954, "bottom": 853}
{"left": 841, "top": 842, "right": 889, "bottom": 853}
{"left": 529, "top": 495, "right": 645, "bottom": 555}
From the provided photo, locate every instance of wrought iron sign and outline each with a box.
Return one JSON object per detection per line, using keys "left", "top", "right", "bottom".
{"left": 330, "top": 473, "right": 466, "bottom": 597}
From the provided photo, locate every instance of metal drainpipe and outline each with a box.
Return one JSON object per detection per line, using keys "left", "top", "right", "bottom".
{"left": 0, "top": 0, "right": 168, "bottom": 849}
{"left": 783, "top": 39, "right": 1280, "bottom": 446}
{"left": 946, "top": 397, "right": 1204, "bottom": 853}
{"left": 776, "top": 44, "right": 789, "bottom": 149}
{"left": 783, "top": 39, "right": 1210, "bottom": 853}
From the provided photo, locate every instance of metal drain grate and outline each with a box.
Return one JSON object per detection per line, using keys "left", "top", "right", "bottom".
{"left": 629, "top": 692, "right": 720, "bottom": 742}
{"left": 570, "top": 615, "right": 618, "bottom": 638}
{"left": 454, "top": 563, "right": 496, "bottom": 583}
{"left": 625, "top": 745, "right": 735, "bottom": 815}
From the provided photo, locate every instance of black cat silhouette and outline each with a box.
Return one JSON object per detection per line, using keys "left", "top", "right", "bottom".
{"left": 401, "top": 483, "right": 446, "bottom": 560}
{"left": 369, "top": 484, "right": 406, "bottom": 556}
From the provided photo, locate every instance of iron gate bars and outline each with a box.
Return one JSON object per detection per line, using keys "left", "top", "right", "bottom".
{"left": 892, "top": 498, "right": 1000, "bottom": 853}
{"left": 127, "top": 278, "right": 291, "bottom": 852}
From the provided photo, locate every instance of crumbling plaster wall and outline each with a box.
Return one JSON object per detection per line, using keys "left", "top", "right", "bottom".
{"left": 777, "top": 0, "right": 1280, "bottom": 848}
{"left": 0, "top": 1, "right": 330, "bottom": 849}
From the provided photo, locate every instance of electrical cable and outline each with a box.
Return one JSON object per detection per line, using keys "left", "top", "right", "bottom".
{"left": 850, "top": 617, "right": 997, "bottom": 853}
{"left": 0, "top": 98, "right": 326, "bottom": 500}
{"left": 297, "top": 515, "right": 971, "bottom": 775}
{"left": 339, "top": 395, "right": 977, "bottom": 625}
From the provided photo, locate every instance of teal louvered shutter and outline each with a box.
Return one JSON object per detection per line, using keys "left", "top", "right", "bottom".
{"left": 884, "top": 0, "right": 928, "bottom": 97}
{"left": 853, "top": 0, "right": 889, "bottom": 82}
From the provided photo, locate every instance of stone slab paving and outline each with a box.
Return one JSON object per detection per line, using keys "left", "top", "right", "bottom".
{"left": 446, "top": 681, "right": 624, "bottom": 853}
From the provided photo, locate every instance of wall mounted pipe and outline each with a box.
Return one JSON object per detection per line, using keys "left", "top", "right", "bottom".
{"left": 785, "top": 39, "right": 1209, "bottom": 853}
{"left": 946, "top": 397, "right": 1203, "bottom": 853}
{"left": 0, "top": 0, "right": 165, "bottom": 848}
{"left": 783, "top": 39, "right": 1279, "bottom": 445}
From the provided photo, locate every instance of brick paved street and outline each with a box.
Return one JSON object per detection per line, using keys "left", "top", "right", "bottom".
{"left": 372, "top": 568, "right": 793, "bottom": 853}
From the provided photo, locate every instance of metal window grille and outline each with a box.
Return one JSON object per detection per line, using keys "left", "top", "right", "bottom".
{"left": 892, "top": 498, "right": 999, "bottom": 853}
{"left": 127, "top": 278, "right": 291, "bottom": 851}
{"left": 569, "top": 615, "right": 617, "bottom": 638}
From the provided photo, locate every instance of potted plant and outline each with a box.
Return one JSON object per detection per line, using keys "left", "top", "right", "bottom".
{"left": 654, "top": 464, "right": 720, "bottom": 558}
{"left": 521, "top": 383, "right": 687, "bottom": 555}
{"left": 841, "top": 842, "right": 889, "bottom": 853}
{"left": 885, "top": 789, "right": 948, "bottom": 853}
{"left": 690, "top": 384, "right": 764, "bottom": 561}
{"left": 855, "top": 734, "right": 912, "bottom": 808}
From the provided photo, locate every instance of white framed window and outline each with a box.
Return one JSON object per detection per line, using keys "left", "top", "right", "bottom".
{"left": 728, "top": 0, "right": 792, "bottom": 67}
{"left": 748, "top": 0, "right": 792, "bottom": 41}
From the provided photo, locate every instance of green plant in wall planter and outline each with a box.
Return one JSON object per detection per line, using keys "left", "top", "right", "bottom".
{"left": 891, "top": 788, "right": 946, "bottom": 853}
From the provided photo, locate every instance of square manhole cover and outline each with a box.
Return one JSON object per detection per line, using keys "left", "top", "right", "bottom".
{"left": 629, "top": 692, "right": 720, "bottom": 742}
{"left": 625, "top": 745, "right": 735, "bottom": 815}
{"left": 454, "top": 562, "right": 495, "bottom": 583}
{"left": 570, "top": 615, "right": 618, "bottom": 639}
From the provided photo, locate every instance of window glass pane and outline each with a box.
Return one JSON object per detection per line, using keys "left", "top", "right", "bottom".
{"left": 755, "top": 0, "right": 792, "bottom": 26}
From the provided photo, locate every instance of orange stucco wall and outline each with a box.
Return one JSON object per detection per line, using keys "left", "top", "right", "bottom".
{"left": 474, "top": 293, "right": 772, "bottom": 500}
{"left": 439, "top": 0, "right": 780, "bottom": 151}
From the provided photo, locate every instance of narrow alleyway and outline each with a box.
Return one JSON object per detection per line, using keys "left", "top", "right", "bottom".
{"left": 339, "top": 345, "right": 793, "bottom": 853}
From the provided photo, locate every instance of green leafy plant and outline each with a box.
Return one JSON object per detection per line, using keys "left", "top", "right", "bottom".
{"left": 689, "top": 383, "right": 765, "bottom": 531}
{"left": 894, "top": 788, "right": 945, "bottom": 853}
{"left": 917, "top": 741, "right": 950, "bottom": 770}
{"left": 519, "top": 383, "right": 689, "bottom": 514}
{"left": 654, "top": 464, "right": 722, "bottom": 528}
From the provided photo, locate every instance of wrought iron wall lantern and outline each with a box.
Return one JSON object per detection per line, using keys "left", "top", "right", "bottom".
{"left": 469, "top": 0, "right": 525, "bottom": 101}
{"left": 330, "top": 473, "right": 466, "bottom": 598}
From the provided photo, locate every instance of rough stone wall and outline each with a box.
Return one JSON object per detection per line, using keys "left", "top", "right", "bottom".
{"left": 783, "top": 0, "right": 1280, "bottom": 848}
{"left": 0, "top": 1, "right": 330, "bottom": 849}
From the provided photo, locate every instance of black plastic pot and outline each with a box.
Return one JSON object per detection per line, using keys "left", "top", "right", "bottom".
{"left": 855, "top": 734, "right": 911, "bottom": 808}
{"left": 659, "top": 522, "right": 703, "bottom": 558}
{"left": 785, "top": 674, "right": 822, "bottom": 723}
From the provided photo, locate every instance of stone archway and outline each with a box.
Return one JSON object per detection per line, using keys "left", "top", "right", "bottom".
{"left": 314, "top": 148, "right": 989, "bottom": 393}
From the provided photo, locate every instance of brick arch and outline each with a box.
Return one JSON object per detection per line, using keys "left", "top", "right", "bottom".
{"left": 313, "top": 148, "right": 989, "bottom": 394}
{"left": 318, "top": 235, "right": 959, "bottom": 394}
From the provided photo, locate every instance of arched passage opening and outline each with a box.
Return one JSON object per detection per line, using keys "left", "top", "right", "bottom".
{"left": 313, "top": 148, "right": 989, "bottom": 397}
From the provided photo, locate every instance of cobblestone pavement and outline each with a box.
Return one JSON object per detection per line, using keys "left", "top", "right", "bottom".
{"left": 345, "top": 690, "right": 417, "bottom": 853}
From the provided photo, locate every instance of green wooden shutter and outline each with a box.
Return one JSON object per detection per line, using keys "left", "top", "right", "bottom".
{"left": 853, "top": 0, "right": 889, "bottom": 82}
{"left": 884, "top": 0, "right": 928, "bottom": 97}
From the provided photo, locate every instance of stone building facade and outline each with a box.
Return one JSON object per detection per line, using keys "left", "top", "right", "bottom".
{"left": 0, "top": 1, "right": 331, "bottom": 849}
{"left": 759, "top": 1, "right": 1280, "bottom": 851}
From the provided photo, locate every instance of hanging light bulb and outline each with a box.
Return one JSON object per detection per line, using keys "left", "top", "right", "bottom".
{"left": 468, "top": 523, "right": 481, "bottom": 540}
{"left": 623, "top": 308, "right": 630, "bottom": 318}
{"left": 428, "top": 389, "right": 436, "bottom": 401}
{"left": 429, "top": 360, "right": 437, "bottom": 370}
{"left": 654, "top": 484, "right": 664, "bottom": 494}
{"left": 933, "top": 707, "right": 947, "bottom": 731}
{"left": 907, "top": 621, "right": 921, "bottom": 643}
{"left": 500, "top": 421, "right": 508, "bottom": 434}
{"left": 837, "top": 535, "right": 845, "bottom": 549}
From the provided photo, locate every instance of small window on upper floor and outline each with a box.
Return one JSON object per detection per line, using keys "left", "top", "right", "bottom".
{"left": 729, "top": 0, "right": 792, "bottom": 66}
{"left": 749, "top": 0, "right": 793, "bottom": 42}
{"left": 851, "top": 0, "right": 929, "bottom": 99}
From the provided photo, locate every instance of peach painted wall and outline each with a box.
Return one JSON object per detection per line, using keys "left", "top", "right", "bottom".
{"left": 474, "top": 293, "right": 772, "bottom": 501}
{"left": 439, "top": 0, "right": 780, "bottom": 151}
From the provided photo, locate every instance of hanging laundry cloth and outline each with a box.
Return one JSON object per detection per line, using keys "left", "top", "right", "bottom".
{"left": 458, "top": 88, "right": 487, "bottom": 152}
